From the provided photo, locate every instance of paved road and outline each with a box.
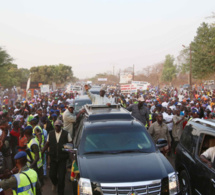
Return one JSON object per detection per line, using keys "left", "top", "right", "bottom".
{"left": 42, "top": 171, "right": 74, "bottom": 195}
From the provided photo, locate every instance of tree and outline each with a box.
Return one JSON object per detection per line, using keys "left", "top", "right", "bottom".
{"left": 0, "top": 47, "right": 20, "bottom": 88}
{"left": 149, "top": 63, "right": 164, "bottom": 86}
{"left": 17, "top": 68, "right": 30, "bottom": 83}
{"left": 177, "top": 47, "right": 190, "bottom": 74}
{"left": 30, "top": 64, "right": 74, "bottom": 84}
{"left": 161, "top": 55, "right": 177, "bottom": 84}
{"left": 88, "top": 72, "right": 119, "bottom": 85}
{"left": 206, "top": 12, "right": 215, "bottom": 27}
{"left": 191, "top": 22, "right": 215, "bottom": 80}
{"left": 0, "top": 47, "right": 13, "bottom": 67}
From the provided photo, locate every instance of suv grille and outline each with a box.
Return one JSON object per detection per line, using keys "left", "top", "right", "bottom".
{"left": 101, "top": 181, "right": 161, "bottom": 195}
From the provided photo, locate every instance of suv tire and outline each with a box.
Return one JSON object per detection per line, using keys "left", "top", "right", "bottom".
{"left": 180, "top": 170, "right": 192, "bottom": 195}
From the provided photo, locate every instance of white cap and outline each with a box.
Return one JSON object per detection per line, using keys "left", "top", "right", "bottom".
{"left": 138, "top": 97, "right": 145, "bottom": 102}
{"left": 14, "top": 109, "right": 20, "bottom": 113}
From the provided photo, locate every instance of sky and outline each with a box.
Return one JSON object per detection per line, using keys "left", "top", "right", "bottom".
{"left": 0, "top": 0, "right": 214, "bottom": 79}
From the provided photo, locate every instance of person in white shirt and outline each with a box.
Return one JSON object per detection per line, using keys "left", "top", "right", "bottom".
{"left": 169, "top": 101, "right": 176, "bottom": 111}
{"left": 108, "top": 95, "right": 116, "bottom": 105}
{"left": 63, "top": 104, "right": 84, "bottom": 138}
{"left": 200, "top": 146, "right": 215, "bottom": 168}
{"left": 66, "top": 98, "right": 74, "bottom": 105}
{"left": 84, "top": 85, "right": 111, "bottom": 106}
{"left": 163, "top": 108, "right": 174, "bottom": 142}
{"left": 178, "top": 93, "right": 184, "bottom": 102}
{"left": 162, "top": 101, "right": 169, "bottom": 108}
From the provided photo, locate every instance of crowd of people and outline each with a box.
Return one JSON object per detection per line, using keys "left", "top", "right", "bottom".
{"left": 0, "top": 84, "right": 214, "bottom": 194}
{"left": 0, "top": 88, "right": 83, "bottom": 195}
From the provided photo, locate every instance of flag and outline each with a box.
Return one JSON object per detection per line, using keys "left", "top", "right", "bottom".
{"left": 70, "top": 160, "right": 79, "bottom": 181}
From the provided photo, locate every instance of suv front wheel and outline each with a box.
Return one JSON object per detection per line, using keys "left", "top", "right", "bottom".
{"left": 179, "top": 170, "right": 192, "bottom": 195}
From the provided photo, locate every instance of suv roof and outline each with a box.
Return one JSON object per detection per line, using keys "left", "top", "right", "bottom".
{"left": 74, "top": 95, "right": 91, "bottom": 100}
{"left": 84, "top": 104, "right": 134, "bottom": 121}
{"left": 189, "top": 118, "right": 215, "bottom": 130}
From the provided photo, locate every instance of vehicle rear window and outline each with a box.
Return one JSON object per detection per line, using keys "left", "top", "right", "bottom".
{"left": 79, "top": 126, "right": 155, "bottom": 155}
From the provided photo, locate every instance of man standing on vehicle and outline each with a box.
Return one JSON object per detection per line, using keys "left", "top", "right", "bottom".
{"left": 42, "top": 120, "right": 72, "bottom": 195}
{"left": 127, "top": 97, "right": 150, "bottom": 127}
{"left": 84, "top": 85, "right": 111, "bottom": 106}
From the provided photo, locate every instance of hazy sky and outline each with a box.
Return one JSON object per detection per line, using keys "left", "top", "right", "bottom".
{"left": 0, "top": 0, "right": 214, "bottom": 79}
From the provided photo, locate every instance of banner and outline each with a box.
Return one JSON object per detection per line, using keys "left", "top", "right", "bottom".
{"left": 120, "top": 84, "right": 137, "bottom": 93}
{"left": 98, "top": 78, "right": 107, "bottom": 81}
{"left": 40, "top": 85, "right": 50, "bottom": 93}
{"left": 120, "top": 73, "right": 132, "bottom": 84}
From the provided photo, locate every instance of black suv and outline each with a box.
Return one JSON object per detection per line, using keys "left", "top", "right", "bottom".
{"left": 71, "top": 105, "right": 179, "bottom": 195}
{"left": 175, "top": 118, "right": 215, "bottom": 194}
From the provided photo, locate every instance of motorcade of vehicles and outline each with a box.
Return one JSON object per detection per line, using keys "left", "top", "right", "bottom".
{"left": 204, "top": 80, "right": 214, "bottom": 85}
{"left": 182, "top": 84, "right": 190, "bottom": 90}
{"left": 89, "top": 86, "right": 101, "bottom": 95}
{"left": 175, "top": 118, "right": 215, "bottom": 194}
{"left": 72, "top": 86, "right": 83, "bottom": 95}
{"left": 68, "top": 104, "right": 180, "bottom": 195}
{"left": 83, "top": 86, "right": 101, "bottom": 95}
{"left": 87, "top": 81, "right": 92, "bottom": 85}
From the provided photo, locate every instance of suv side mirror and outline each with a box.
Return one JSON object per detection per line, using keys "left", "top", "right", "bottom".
{"left": 64, "top": 143, "right": 74, "bottom": 150}
{"left": 63, "top": 143, "right": 78, "bottom": 154}
{"left": 156, "top": 138, "right": 168, "bottom": 148}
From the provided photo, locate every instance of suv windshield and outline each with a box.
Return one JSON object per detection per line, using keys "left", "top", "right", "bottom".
{"left": 79, "top": 126, "right": 155, "bottom": 155}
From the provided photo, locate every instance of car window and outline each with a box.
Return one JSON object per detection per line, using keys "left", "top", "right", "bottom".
{"left": 79, "top": 126, "right": 155, "bottom": 155}
{"left": 198, "top": 134, "right": 215, "bottom": 157}
{"left": 73, "top": 119, "right": 84, "bottom": 148}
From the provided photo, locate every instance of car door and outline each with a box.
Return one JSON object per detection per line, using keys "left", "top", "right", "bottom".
{"left": 194, "top": 133, "right": 215, "bottom": 194}
{"left": 209, "top": 168, "right": 215, "bottom": 194}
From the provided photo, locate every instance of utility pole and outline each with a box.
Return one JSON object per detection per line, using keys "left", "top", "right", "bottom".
{"left": 133, "top": 64, "right": 135, "bottom": 81}
{"left": 189, "top": 44, "right": 193, "bottom": 98}
{"left": 189, "top": 44, "right": 192, "bottom": 90}
{"left": 182, "top": 44, "right": 192, "bottom": 98}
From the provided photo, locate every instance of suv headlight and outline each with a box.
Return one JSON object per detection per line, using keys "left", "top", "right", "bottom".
{"left": 78, "top": 178, "right": 92, "bottom": 195}
{"left": 168, "top": 172, "right": 179, "bottom": 195}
